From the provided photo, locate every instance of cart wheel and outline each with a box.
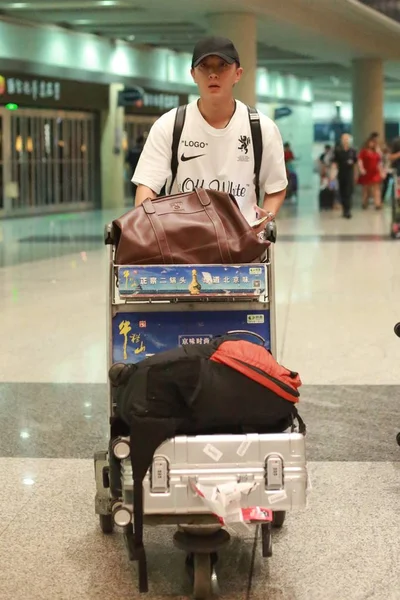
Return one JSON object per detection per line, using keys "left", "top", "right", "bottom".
{"left": 99, "top": 513, "right": 114, "bottom": 534}
{"left": 186, "top": 552, "right": 218, "bottom": 572}
{"left": 272, "top": 511, "right": 286, "bottom": 528}
{"left": 193, "top": 553, "right": 212, "bottom": 600}
{"left": 396, "top": 432, "right": 400, "bottom": 447}
{"left": 261, "top": 523, "right": 273, "bottom": 558}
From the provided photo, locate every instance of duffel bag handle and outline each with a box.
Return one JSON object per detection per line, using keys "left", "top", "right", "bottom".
{"left": 142, "top": 199, "right": 174, "bottom": 264}
{"left": 195, "top": 188, "right": 233, "bottom": 264}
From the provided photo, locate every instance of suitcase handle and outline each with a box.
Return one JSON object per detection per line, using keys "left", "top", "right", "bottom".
{"left": 226, "top": 330, "right": 266, "bottom": 345}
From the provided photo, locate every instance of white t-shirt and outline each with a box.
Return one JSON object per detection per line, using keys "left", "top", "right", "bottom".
{"left": 132, "top": 99, "right": 287, "bottom": 223}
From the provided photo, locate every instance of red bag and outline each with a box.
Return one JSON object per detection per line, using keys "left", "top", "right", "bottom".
{"left": 210, "top": 339, "right": 302, "bottom": 403}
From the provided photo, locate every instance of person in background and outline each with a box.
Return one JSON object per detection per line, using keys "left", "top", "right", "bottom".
{"left": 319, "top": 144, "right": 333, "bottom": 181}
{"left": 389, "top": 136, "right": 400, "bottom": 177}
{"left": 284, "top": 142, "right": 295, "bottom": 165}
{"left": 320, "top": 143, "right": 341, "bottom": 209}
{"left": 369, "top": 131, "right": 382, "bottom": 156}
{"left": 381, "top": 143, "right": 392, "bottom": 203}
{"left": 358, "top": 134, "right": 383, "bottom": 210}
{"left": 331, "top": 133, "right": 357, "bottom": 219}
{"left": 383, "top": 137, "right": 400, "bottom": 206}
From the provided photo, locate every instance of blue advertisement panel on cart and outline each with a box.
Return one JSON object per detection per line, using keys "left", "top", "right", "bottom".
{"left": 117, "top": 265, "right": 267, "bottom": 298}
{"left": 113, "top": 310, "right": 271, "bottom": 364}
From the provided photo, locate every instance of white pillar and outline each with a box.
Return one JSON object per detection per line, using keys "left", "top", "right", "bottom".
{"left": 208, "top": 13, "right": 257, "bottom": 106}
{"left": 100, "top": 83, "right": 125, "bottom": 210}
{"left": 352, "top": 58, "right": 384, "bottom": 148}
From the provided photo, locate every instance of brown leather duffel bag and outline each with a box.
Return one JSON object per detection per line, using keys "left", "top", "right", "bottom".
{"left": 113, "top": 188, "right": 269, "bottom": 265}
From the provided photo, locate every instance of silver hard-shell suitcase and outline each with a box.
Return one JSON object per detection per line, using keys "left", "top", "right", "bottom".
{"left": 119, "top": 432, "right": 307, "bottom": 516}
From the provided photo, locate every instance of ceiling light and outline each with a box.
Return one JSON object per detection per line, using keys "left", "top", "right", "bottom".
{"left": 22, "top": 478, "right": 35, "bottom": 486}
{"left": 127, "top": 35, "right": 135, "bottom": 41}
{"left": 74, "top": 19, "right": 92, "bottom": 25}
{"left": 98, "top": 0, "right": 117, "bottom": 5}
{"left": 9, "top": 2, "right": 28, "bottom": 7}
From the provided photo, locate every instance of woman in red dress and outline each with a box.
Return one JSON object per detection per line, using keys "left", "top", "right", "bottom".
{"left": 358, "top": 135, "right": 383, "bottom": 209}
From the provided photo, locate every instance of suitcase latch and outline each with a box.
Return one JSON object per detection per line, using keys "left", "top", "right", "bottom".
{"left": 150, "top": 456, "right": 170, "bottom": 493}
{"left": 265, "top": 455, "right": 284, "bottom": 490}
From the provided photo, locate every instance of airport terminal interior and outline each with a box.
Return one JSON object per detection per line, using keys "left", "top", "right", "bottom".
{"left": 1, "top": 1, "right": 400, "bottom": 599}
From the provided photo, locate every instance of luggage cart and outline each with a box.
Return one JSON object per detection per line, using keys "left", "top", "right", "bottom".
{"left": 94, "top": 221, "right": 308, "bottom": 599}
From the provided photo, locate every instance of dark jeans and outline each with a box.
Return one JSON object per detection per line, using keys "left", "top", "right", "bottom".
{"left": 338, "top": 176, "right": 353, "bottom": 215}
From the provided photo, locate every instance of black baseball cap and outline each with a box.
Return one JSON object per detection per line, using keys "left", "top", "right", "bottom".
{"left": 191, "top": 36, "right": 240, "bottom": 68}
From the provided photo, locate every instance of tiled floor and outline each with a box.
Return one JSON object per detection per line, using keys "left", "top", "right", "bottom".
{"left": 1, "top": 459, "right": 399, "bottom": 600}
{"left": 1, "top": 196, "right": 399, "bottom": 599}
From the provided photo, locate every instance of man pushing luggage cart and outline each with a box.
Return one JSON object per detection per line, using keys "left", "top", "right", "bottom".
{"left": 93, "top": 36, "right": 308, "bottom": 599}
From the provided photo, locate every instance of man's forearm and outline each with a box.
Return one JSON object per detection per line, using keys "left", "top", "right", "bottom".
{"left": 134, "top": 184, "right": 157, "bottom": 207}
{"left": 262, "top": 189, "right": 287, "bottom": 216}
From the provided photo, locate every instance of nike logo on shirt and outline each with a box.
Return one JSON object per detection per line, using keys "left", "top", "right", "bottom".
{"left": 181, "top": 153, "right": 206, "bottom": 162}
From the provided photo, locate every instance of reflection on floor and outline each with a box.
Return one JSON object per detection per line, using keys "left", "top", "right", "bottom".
{"left": 1, "top": 383, "right": 399, "bottom": 462}
{"left": 1, "top": 198, "right": 399, "bottom": 599}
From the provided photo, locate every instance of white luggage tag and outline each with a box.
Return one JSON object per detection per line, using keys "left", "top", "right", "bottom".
{"left": 189, "top": 479, "right": 271, "bottom": 526}
{"left": 203, "top": 444, "right": 223, "bottom": 462}
{"left": 236, "top": 439, "right": 252, "bottom": 457}
{"left": 250, "top": 215, "right": 271, "bottom": 228}
{"left": 268, "top": 490, "right": 288, "bottom": 505}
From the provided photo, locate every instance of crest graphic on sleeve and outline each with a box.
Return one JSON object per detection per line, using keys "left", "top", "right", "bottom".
{"left": 238, "top": 135, "right": 251, "bottom": 154}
